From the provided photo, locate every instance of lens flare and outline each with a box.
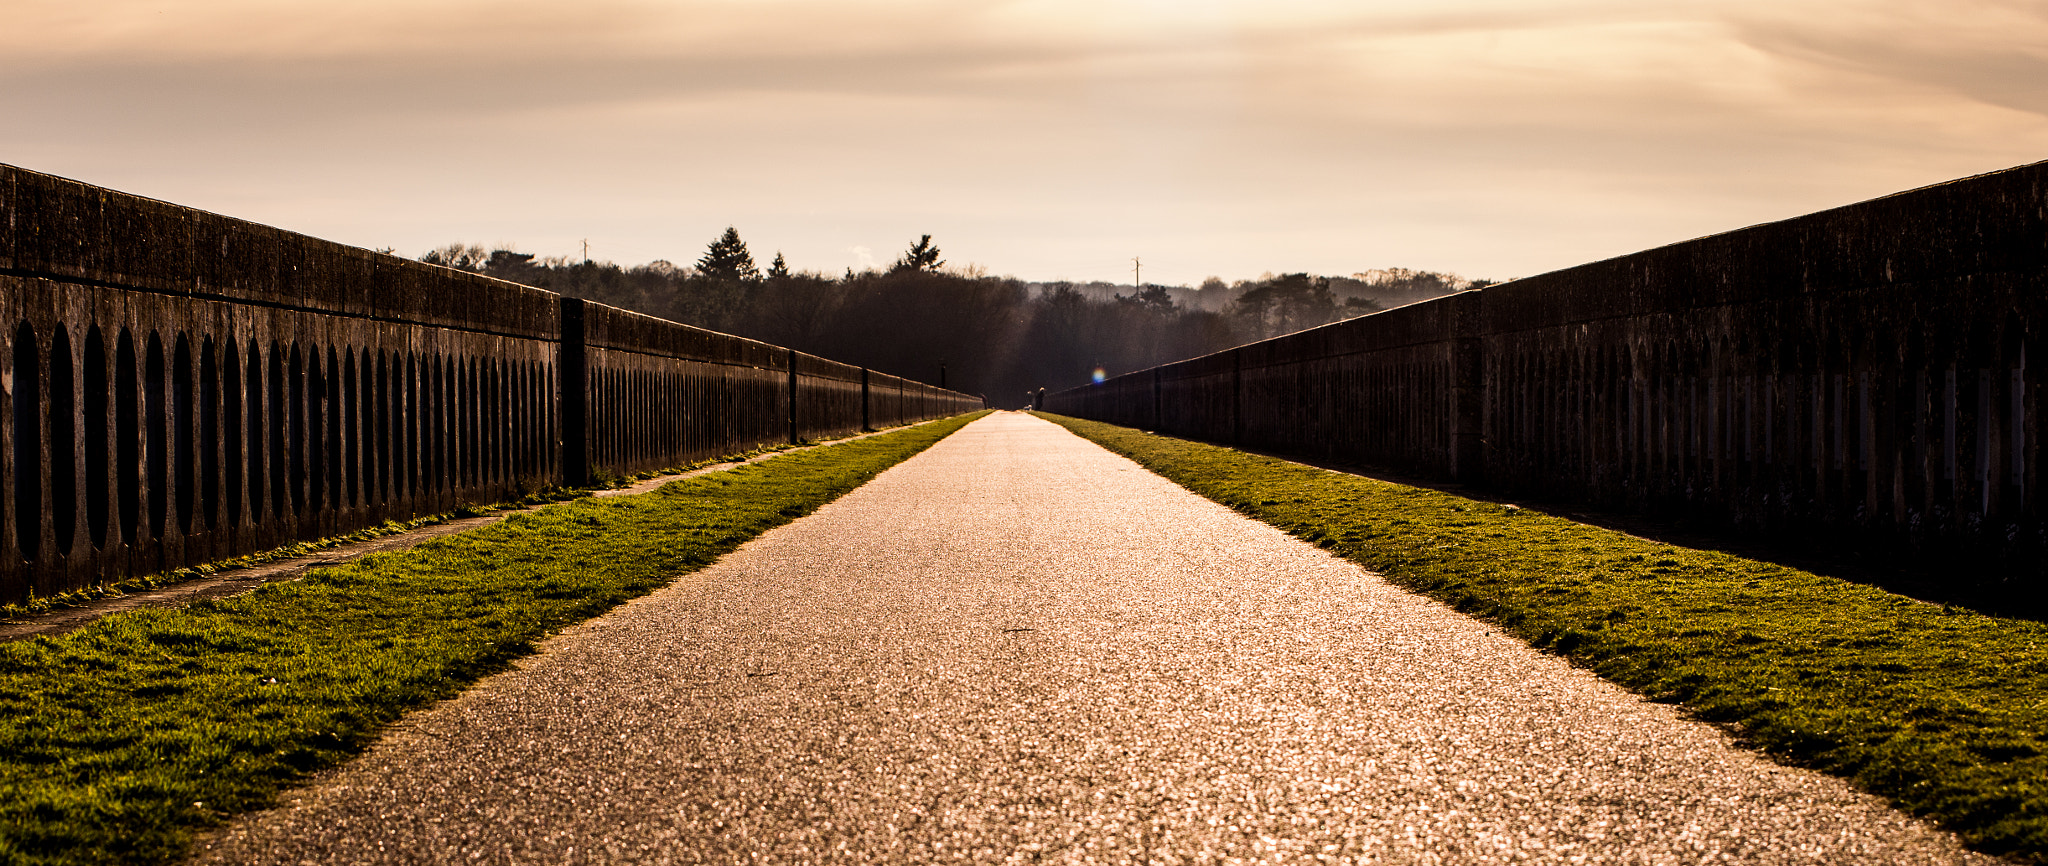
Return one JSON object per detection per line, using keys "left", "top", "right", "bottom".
{"left": 1092, "top": 367, "right": 1107, "bottom": 383}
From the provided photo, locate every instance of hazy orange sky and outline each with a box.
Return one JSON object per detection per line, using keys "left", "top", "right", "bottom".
{"left": 6, "top": 0, "right": 2047, "bottom": 286}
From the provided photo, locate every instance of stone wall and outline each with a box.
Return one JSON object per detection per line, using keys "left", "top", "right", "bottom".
{"left": 1048, "top": 160, "right": 2048, "bottom": 573}
{"left": 0, "top": 164, "right": 982, "bottom": 604}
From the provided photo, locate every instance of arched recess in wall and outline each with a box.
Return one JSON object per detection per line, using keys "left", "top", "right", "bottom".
{"left": 200, "top": 336, "right": 220, "bottom": 531}
{"left": 616, "top": 365, "right": 629, "bottom": 466}
{"left": 625, "top": 367, "right": 639, "bottom": 466}
{"left": 2008, "top": 326, "right": 2034, "bottom": 519}
{"left": 323, "top": 345, "right": 340, "bottom": 514}
{"left": 1964, "top": 316, "right": 2002, "bottom": 520}
{"left": 49, "top": 326, "right": 76, "bottom": 556}
{"left": 616, "top": 366, "right": 629, "bottom": 466}
{"left": 324, "top": 346, "right": 341, "bottom": 513}
{"left": 1684, "top": 336, "right": 1707, "bottom": 488}
{"left": 486, "top": 357, "right": 501, "bottom": 486}
{"left": 173, "top": 332, "right": 194, "bottom": 535}
{"left": 1793, "top": 333, "right": 1820, "bottom": 509}
{"left": 508, "top": 360, "right": 524, "bottom": 481}
{"left": 84, "top": 325, "right": 108, "bottom": 550}
{"left": 1536, "top": 346, "right": 1556, "bottom": 477}
{"left": 342, "top": 346, "right": 358, "bottom": 510}
{"left": 427, "top": 353, "right": 444, "bottom": 495}
{"left": 417, "top": 353, "right": 432, "bottom": 495}
{"left": 520, "top": 360, "right": 534, "bottom": 478}
{"left": 116, "top": 330, "right": 140, "bottom": 547}
{"left": 251, "top": 343, "right": 272, "bottom": 522}
{"left": 375, "top": 349, "right": 391, "bottom": 504}
{"left": 1850, "top": 330, "right": 1879, "bottom": 519}
{"left": 1616, "top": 342, "right": 1637, "bottom": 490}
{"left": 1823, "top": 325, "right": 1853, "bottom": 512}
{"left": 1862, "top": 322, "right": 1900, "bottom": 527}
{"left": 427, "top": 352, "right": 443, "bottom": 494}
{"left": 532, "top": 360, "right": 546, "bottom": 477}
{"left": 359, "top": 349, "right": 374, "bottom": 506}
{"left": 1753, "top": 329, "right": 1785, "bottom": 495}
{"left": 503, "top": 357, "right": 517, "bottom": 484}
{"left": 510, "top": 358, "right": 523, "bottom": 482}
{"left": 222, "top": 340, "right": 242, "bottom": 528}
{"left": 307, "top": 348, "right": 325, "bottom": 516}
{"left": 1732, "top": 331, "right": 1756, "bottom": 493}
{"left": 288, "top": 343, "right": 306, "bottom": 516}
{"left": 269, "top": 342, "right": 288, "bottom": 519}
{"left": 145, "top": 332, "right": 167, "bottom": 542}
{"left": 246, "top": 341, "right": 266, "bottom": 523}
{"left": 528, "top": 360, "right": 543, "bottom": 479}
{"left": 1657, "top": 341, "right": 1680, "bottom": 489}
{"left": 1979, "top": 322, "right": 2015, "bottom": 520}
{"left": 594, "top": 366, "right": 609, "bottom": 468}
{"left": 13, "top": 322, "right": 43, "bottom": 561}
{"left": 1709, "top": 334, "right": 1731, "bottom": 500}
{"left": 1591, "top": 343, "right": 1612, "bottom": 493}
{"left": 541, "top": 361, "right": 556, "bottom": 479}
{"left": 449, "top": 355, "right": 466, "bottom": 489}
{"left": 461, "top": 356, "right": 477, "bottom": 489}
{"left": 403, "top": 352, "right": 419, "bottom": 500}
{"left": 1898, "top": 326, "right": 1928, "bottom": 520}
{"left": 484, "top": 356, "right": 499, "bottom": 486}
{"left": 449, "top": 351, "right": 463, "bottom": 492}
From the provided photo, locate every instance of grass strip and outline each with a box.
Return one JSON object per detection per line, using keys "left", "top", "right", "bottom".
{"left": 5, "top": 429, "right": 873, "bottom": 622}
{"left": 1039, "top": 413, "right": 2048, "bottom": 863}
{"left": 0, "top": 411, "right": 988, "bottom": 866}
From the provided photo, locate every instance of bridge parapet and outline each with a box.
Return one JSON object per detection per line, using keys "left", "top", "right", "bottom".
{"left": 1050, "top": 160, "right": 2048, "bottom": 572}
{"left": 0, "top": 164, "right": 982, "bottom": 604}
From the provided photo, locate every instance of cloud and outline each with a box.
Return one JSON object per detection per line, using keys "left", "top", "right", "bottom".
{"left": 1724, "top": 0, "right": 2048, "bottom": 119}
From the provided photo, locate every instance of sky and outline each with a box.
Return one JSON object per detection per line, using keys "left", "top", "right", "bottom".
{"left": 5, "top": 0, "right": 2047, "bottom": 288}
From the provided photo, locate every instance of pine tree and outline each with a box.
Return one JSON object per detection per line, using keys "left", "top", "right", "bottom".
{"left": 696, "top": 226, "right": 760, "bottom": 282}
{"left": 891, "top": 234, "right": 945, "bottom": 273}
{"left": 767, "top": 251, "right": 791, "bottom": 280}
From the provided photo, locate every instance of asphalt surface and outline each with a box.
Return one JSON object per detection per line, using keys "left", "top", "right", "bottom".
{"left": 192, "top": 412, "right": 1998, "bottom": 864}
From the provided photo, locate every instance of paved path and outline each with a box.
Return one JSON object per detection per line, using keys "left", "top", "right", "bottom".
{"left": 193, "top": 413, "right": 1997, "bottom": 864}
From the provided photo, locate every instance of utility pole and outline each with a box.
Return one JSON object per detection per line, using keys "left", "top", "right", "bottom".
{"left": 1133, "top": 256, "right": 1141, "bottom": 290}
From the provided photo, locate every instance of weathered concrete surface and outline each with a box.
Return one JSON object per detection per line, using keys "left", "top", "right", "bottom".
{"left": 192, "top": 412, "right": 1998, "bottom": 864}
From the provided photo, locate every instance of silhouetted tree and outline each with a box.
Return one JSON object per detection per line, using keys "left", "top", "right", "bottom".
{"left": 1116, "top": 285, "right": 1177, "bottom": 315}
{"left": 1231, "top": 273, "right": 1339, "bottom": 339}
{"left": 697, "top": 227, "right": 761, "bottom": 283}
{"left": 419, "top": 237, "right": 1475, "bottom": 407}
{"left": 421, "top": 243, "right": 489, "bottom": 272}
{"left": 892, "top": 234, "right": 945, "bottom": 273}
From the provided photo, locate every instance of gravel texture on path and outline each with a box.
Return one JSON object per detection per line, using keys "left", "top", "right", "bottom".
{"left": 192, "top": 412, "right": 1999, "bottom": 865}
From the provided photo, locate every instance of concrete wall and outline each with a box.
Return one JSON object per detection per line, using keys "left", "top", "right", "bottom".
{"left": 0, "top": 164, "right": 982, "bottom": 604}
{"left": 1048, "top": 160, "right": 2048, "bottom": 573}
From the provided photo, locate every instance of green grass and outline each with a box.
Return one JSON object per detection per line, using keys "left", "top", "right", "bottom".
{"left": 1040, "top": 413, "right": 2048, "bottom": 863}
{"left": 3, "top": 427, "right": 899, "bottom": 621}
{"left": 0, "top": 411, "right": 986, "bottom": 866}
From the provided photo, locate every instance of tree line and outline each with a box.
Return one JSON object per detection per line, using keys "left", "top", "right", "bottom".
{"left": 421, "top": 232, "right": 1488, "bottom": 408}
